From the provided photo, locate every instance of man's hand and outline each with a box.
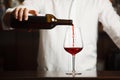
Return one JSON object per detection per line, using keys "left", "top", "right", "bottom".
{"left": 12, "top": 7, "right": 38, "bottom": 21}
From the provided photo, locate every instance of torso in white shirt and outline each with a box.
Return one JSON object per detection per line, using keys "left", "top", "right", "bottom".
{"left": 22, "top": 0, "right": 120, "bottom": 72}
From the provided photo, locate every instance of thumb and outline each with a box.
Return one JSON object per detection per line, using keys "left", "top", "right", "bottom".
{"left": 29, "top": 10, "right": 39, "bottom": 16}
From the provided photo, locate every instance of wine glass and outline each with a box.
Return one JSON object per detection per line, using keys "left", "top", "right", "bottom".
{"left": 64, "top": 26, "right": 83, "bottom": 76}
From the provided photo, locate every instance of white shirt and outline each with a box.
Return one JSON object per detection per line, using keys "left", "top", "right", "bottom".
{"left": 4, "top": 0, "right": 120, "bottom": 72}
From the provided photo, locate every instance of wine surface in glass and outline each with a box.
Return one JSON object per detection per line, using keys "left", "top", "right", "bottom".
{"left": 64, "top": 47, "right": 82, "bottom": 55}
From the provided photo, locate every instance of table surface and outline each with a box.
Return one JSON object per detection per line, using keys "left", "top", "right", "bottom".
{"left": 0, "top": 71, "right": 120, "bottom": 80}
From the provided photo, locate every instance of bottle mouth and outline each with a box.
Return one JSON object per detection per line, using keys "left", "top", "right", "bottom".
{"left": 57, "top": 19, "right": 73, "bottom": 25}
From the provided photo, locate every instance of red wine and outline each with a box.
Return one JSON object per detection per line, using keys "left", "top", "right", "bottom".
{"left": 72, "top": 24, "right": 74, "bottom": 47}
{"left": 64, "top": 47, "right": 82, "bottom": 55}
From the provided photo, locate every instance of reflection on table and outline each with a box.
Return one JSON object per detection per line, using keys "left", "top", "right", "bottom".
{"left": 0, "top": 71, "right": 120, "bottom": 80}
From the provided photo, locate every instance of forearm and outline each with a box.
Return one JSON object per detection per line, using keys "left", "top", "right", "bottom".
{"left": 3, "top": 0, "right": 43, "bottom": 30}
{"left": 2, "top": 5, "right": 37, "bottom": 30}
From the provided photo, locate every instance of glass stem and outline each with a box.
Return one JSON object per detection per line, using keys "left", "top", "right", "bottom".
{"left": 72, "top": 55, "right": 75, "bottom": 73}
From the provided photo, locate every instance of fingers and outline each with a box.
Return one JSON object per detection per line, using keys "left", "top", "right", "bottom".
{"left": 12, "top": 7, "right": 28, "bottom": 21}
{"left": 14, "top": 8, "right": 19, "bottom": 19}
{"left": 23, "top": 8, "right": 29, "bottom": 20}
{"left": 29, "top": 10, "right": 39, "bottom": 16}
{"left": 12, "top": 7, "right": 38, "bottom": 21}
{"left": 18, "top": 8, "right": 24, "bottom": 21}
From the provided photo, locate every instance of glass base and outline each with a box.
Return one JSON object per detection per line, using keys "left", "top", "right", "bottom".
{"left": 66, "top": 72, "right": 81, "bottom": 77}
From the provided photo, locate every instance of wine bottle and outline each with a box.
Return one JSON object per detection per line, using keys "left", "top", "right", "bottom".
{"left": 10, "top": 14, "right": 73, "bottom": 29}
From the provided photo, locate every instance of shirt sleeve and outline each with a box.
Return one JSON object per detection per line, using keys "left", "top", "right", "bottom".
{"left": 99, "top": 0, "right": 120, "bottom": 48}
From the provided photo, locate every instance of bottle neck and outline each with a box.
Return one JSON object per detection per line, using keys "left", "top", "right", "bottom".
{"left": 56, "top": 19, "right": 73, "bottom": 25}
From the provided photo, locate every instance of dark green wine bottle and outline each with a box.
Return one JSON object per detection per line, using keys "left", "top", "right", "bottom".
{"left": 10, "top": 14, "right": 73, "bottom": 29}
